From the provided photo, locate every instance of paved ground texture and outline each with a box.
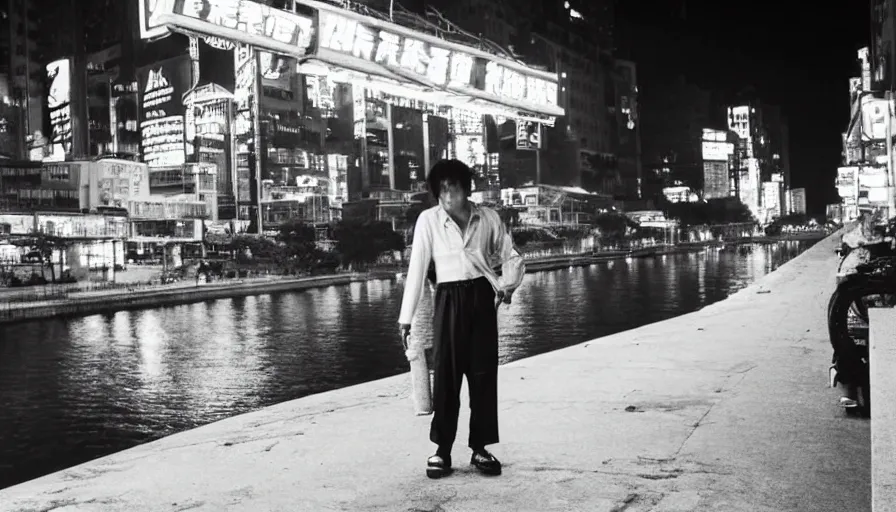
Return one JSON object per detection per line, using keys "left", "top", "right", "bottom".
{"left": 0, "top": 232, "right": 870, "bottom": 512}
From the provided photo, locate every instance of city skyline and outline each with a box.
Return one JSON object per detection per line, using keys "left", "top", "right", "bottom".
{"left": 617, "top": 0, "right": 869, "bottom": 214}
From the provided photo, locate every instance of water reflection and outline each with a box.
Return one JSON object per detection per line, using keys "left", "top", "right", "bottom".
{"left": 0, "top": 240, "right": 815, "bottom": 489}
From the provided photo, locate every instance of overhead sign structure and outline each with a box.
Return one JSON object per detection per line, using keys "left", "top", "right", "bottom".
{"left": 314, "top": 9, "right": 562, "bottom": 124}
{"left": 142, "top": 0, "right": 315, "bottom": 58}
{"left": 139, "top": 0, "right": 564, "bottom": 125}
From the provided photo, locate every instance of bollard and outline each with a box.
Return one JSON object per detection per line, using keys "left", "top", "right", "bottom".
{"left": 870, "top": 307, "right": 896, "bottom": 512}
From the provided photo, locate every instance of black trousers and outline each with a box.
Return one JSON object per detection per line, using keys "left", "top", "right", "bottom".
{"left": 430, "top": 277, "right": 500, "bottom": 450}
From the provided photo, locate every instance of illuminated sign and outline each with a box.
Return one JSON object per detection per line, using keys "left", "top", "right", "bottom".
{"left": 318, "top": 12, "right": 463, "bottom": 87}
{"left": 316, "top": 11, "right": 559, "bottom": 116}
{"left": 0, "top": 214, "right": 34, "bottom": 235}
{"left": 860, "top": 96, "right": 894, "bottom": 141}
{"left": 204, "top": 35, "right": 236, "bottom": 51}
{"left": 516, "top": 121, "right": 541, "bottom": 150}
{"left": 142, "top": 0, "right": 314, "bottom": 57}
{"left": 727, "top": 106, "right": 750, "bottom": 140}
{"left": 139, "top": 0, "right": 174, "bottom": 39}
{"left": 46, "top": 59, "right": 73, "bottom": 158}
{"left": 701, "top": 141, "right": 733, "bottom": 161}
{"left": 703, "top": 161, "right": 728, "bottom": 200}
{"left": 858, "top": 47, "right": 872, "bottom": 91}
{"left": 96, "top": 160, "right": 148, "bottom": 207}
{"left": 837, "top": 166, "right": 858, "bottom": 199}
{"left": 701, "top": 128, "right": 728, "bottom": 142}
{"left": 859, "top": 166, "right": 888, "bottom": 189}
{"left": 139, "top": 57, "right": 189, "bottom": 168}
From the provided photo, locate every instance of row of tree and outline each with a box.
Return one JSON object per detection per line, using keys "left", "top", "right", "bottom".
{"left": 224, "top": 218, "right": 406, "bottom": 274}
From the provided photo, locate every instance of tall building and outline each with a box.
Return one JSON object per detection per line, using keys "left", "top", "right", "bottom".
{"left": 640, "top": 76, "right": 725, "bottom": 201}
{"left": 0, "top": 0, "right": 41, "bottom": 158}
{"left": 532, "top": 0, "right": 619, "bottom": 195}
{"left": 790, "top": 187, "right": 807, "bottom": 215}
{"left": 613, "top": 59, "right": 641, "bottom": 198}
{"left": 726, "top": 98, "right": 792, "bottom": 219}
{"left": 841, "top": 46, "right": 892, "bottom": 218}
{"left": 422, "top": 0, "right": 621, "bottom": 195}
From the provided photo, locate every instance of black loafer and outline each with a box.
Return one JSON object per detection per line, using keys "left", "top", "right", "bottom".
{"left": 471, "top": 450, "right": 502, "bottom": 476}
{"left": 426, "top": 454, "right": 453, "bottom": 479}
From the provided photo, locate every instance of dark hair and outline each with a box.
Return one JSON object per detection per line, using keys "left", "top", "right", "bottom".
{"left": 426, "top": 159, "right": 474, "bottom": 199}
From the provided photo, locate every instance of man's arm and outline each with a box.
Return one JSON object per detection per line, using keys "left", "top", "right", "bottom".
{"left": 398, "top": 211, "right": 433, "bottom": 326}
{"left": 493, "top": 213, "right": 525, "bottom": 294}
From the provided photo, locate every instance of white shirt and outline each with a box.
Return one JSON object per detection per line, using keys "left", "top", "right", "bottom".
{"left": 398, "top": 204, "right": 525, "bottom": 325}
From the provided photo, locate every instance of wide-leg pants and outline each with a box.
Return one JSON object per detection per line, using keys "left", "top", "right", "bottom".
{"left": 430, "top": 277, "right": 500, "bottom": 449}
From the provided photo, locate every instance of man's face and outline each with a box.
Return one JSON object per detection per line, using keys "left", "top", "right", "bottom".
{"left": 438, "top": 181, "right": 468, "bottom": 213}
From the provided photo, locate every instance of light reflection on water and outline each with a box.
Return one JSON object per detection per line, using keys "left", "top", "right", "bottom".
{"left": 0, "top": 240, "right": 814, "bottom": 489}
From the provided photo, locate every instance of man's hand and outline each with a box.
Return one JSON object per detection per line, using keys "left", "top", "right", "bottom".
{"left": 399, "top": 323, "right": 411, "bottom": 350}
{"left": 494, "top": 289, "right": 513, "bottom": 310}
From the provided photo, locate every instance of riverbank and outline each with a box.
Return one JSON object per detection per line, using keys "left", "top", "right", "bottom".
{"left": 0, "top": 229, "right": 868, "bottom": 511}
{"left": 0, "top": 235, "right": 823, "bottom": 325}
{"left": 0, "top": 272, "right": 395, "bottom": 325}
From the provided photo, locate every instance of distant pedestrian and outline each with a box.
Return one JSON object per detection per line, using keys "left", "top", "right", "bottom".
{"left": 398, "top": 159, "right": 525, "bottom": 479}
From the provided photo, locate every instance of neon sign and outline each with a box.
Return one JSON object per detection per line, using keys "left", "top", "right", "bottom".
{"left": 142, "top": 0, "right": 314, "bottom": 56}
{"left": 317, "top": 12, "right": 558, "bottom": 111}
{"left": 139, "top": 59, "right": 187, "bottom": 168}
{"left": 174, "top": 0, "right": 313, "bottom": 52}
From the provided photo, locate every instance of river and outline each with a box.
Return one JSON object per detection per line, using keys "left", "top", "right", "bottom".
{"left": 0, "top": 240, "right": 815, "bottom": 489}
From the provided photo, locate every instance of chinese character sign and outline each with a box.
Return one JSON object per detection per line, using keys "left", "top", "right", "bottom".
{"left": 316, "top": 12, "right": 559, "bottom": 113}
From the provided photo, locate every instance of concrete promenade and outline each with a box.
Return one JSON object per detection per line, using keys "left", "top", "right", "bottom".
{"left": 0, "top": 232, "right": 870, "bottom": 511}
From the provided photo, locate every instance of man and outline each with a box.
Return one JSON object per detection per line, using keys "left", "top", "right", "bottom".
{"left": 398, "top": 159, "right": 525, "bottom": 479}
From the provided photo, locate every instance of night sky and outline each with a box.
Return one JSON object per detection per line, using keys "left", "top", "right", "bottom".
{"left": 617, "top": 0, "right": 870, "bottom": 215}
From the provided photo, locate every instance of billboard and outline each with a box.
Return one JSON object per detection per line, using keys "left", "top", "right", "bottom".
{"left": 0, "top": 214, "right": 35, "bottom": 234}
{"left": 516, "top": 121, "right": 541, "bottom": 150}
{"left": 46, "top": 59, "right": 73, "bottom": 160}
{"left": 727, "top": 106, "right": 750, "bottom": 140}
{"left": 701, "top": 141, "right": 733, "bottom": 161}
{"left": 139, "top": 0, "right": 314, "bottom": 57}
{"left": 233, "top": 44, "right": 257, "bottom": 207}
{"left": 703, "top": 161, "right": 729, "bottom": 199}
{"left": 139, "top": 0, "right": 174, "bottom": 39}
{"left": 837, "top": 166, "right": 858, "bottom": 199}
{"left": 315, "top": 10, "right": 561, "bottom": 122}
{"left": 92, "top": 160, "right": 149, "bottom": 208}
{"left": 138, "top": 56, "right": 191, "bottom": 168}
{"left": 860, "top": 96, "right": 896, "bottom": 141}
{"left": 856, "top": 166, "right": 891, "bottom": 206}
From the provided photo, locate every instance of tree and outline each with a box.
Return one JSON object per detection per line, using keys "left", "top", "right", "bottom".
{"left": 593, "top": 212, "right": 640, "bottom": 246}
{"left": 29, "top": 233, "right": 68, "bottom": 283}
{"left": 332, "top": 219, "right": 405, "bottom": 270}
{"left": 276, "top": 220, "right": 320, "bottom": 272}
{"left": 229, "top": 235, "right": 285, "bottom": 264}
{"left": 663, "top": 198, "right": 755, "bottom": 227}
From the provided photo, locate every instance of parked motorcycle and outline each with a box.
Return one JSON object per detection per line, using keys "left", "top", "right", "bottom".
{"left": 828, "top": 217, "right": 896, "bottom": 416}
{"left": 836, "top": 216, "right": 896, "bottom": 280}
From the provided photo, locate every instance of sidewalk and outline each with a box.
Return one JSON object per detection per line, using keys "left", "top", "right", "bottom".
{"left": 0, "top": 232, "right": 869, "bottom": 512}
